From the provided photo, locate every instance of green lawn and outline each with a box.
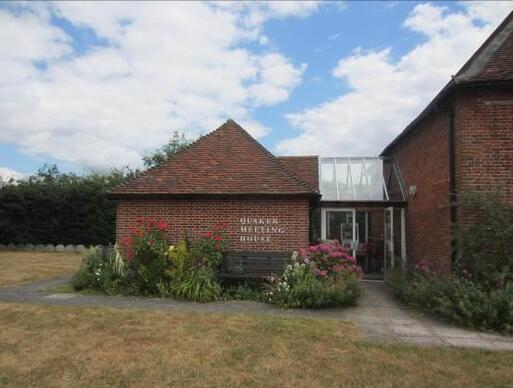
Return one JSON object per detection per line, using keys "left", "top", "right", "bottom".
{"left": 0, "top": 252, "right": 81, "bottom": 287}
{"left": 0, "top": 303, "right": 512, "bottom": 387}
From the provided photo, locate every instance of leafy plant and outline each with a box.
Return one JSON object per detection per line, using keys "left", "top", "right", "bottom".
{"left": 171, "top": 266, "right": 221, "bottom": 302}
{"left": 222, "top": 282, "right": 264, "bottom": 301}
{"left": 72, "top": 247, "right": 124, "bottom": 294}
{"left": 189, "top": 223, "right": 229, "bottom": 269}
{"left": 0, "top": 164, "right": 136, "bottom": 245}
{"left": 454, "top": 190, "right": 513, "bottom": 289}
{"left": 266, "top": 242, "right": 361, "bottom": 309}
{"left": 388, "top": 268, "right": 513, "bottom": 333}
{"left": 142, "top": 131, "right": 191, "bottom": 168}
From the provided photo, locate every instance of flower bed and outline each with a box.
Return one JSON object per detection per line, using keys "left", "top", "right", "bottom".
{"left": 73, "top": 223, "right": 362, "bottom": 307}
{"left": 73, "top": 219, "right": 228, "bottom": 301}
{"left": 266, "top": 241, "right": 362, "bottom": 308}
{"left": 388, "top": 262, "right": 513, "bottom": 334}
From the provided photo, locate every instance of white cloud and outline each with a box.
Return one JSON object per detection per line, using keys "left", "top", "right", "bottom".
{"left": 0, "top": 167, "right": 25, "bottom": 182}
{"left": 0, "top": 1, "right": 314, "bottom": 168}
{"left": 277, "top": 1, "right": 513, "bottom": 156}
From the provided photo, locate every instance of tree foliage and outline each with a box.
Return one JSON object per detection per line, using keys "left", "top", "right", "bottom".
{"left": 1, "top": 132, "right": 193, "bottom": 245}
{"left": 455, "top": 189, "right": 513, "bottom": 288}
{"left": 142, "top": 131, "right": 191, "bottom": 169}
{"left": 0, "top": 165, "right": 136, "bottom": 245}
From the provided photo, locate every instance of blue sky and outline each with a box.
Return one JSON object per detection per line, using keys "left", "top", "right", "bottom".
{"left": 0, "top": 1, "right": 511, "bottom": 179}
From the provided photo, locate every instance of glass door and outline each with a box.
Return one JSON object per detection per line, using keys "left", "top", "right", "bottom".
{"left": 384, "top": 206, "right": 394, "bottom": 272}
{"left": 322, "top": 208, "right": 357, "bottom": 256}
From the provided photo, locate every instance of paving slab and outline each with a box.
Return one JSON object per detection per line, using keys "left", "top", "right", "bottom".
{"left": 444, "top": 337, "right": 497, "bottom": 350}
{"left": 393, "top": 324, "right": 432, "bottom": 337}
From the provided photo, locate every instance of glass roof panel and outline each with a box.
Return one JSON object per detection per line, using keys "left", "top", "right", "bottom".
{"left": 319, "top": 157, "right": 405, "bottom": 202}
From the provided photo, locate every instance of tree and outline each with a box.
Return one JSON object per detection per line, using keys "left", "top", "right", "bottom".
{"left": 0, "top": 164, "right": 137, "bottom": 245}
{"left": 142, "top": 131, "right": 191, "bottom": 169}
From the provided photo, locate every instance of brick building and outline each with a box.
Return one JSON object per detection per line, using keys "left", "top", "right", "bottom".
{"left": 111, "top": 12, "right": 513, "bottom": 278}
{"left": 381, "top": 11, "right": 513, "bottom": 272}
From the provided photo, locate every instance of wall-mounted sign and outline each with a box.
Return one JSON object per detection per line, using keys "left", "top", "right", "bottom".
{"left": 239, "top": 217, "right": 285, "bottom": 243}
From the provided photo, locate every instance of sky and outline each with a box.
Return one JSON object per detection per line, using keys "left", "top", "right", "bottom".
{"left": 0, "top": 1, "right": 512, "bottom": 179}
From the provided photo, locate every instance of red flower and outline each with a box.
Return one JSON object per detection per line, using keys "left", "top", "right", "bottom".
{"left": 203, "top": 231, "right": 213, "bottom": 238}
{"left": 214, "top": 235, "right": 222, "bottom": 242}
{"left": 132, "top": 228, "right": 143, "bottom": 237}
{"left": 156, "top": 221, "right": 169, "bottom": 232}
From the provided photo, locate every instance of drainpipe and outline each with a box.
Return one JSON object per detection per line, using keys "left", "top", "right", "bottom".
{"left": 448, "top": 110, "right": 457, "bottom": 268}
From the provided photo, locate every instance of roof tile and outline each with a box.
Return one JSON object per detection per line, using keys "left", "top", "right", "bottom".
{"left": 111, "top": 120, "right": 318, "bottom": 196}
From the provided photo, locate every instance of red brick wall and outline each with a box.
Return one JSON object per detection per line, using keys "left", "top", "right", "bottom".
{"left": 455, "top": 88, "right": 513, "bottom": 221}
{"left": 387, "top": 108, "right": 452, "bottom": 272}
{"left": 115, "top": 196, "right": 310, "bottom": 254}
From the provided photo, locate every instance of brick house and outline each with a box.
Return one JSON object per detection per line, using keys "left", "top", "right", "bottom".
{"left": 110, "top": 120, "right": 319, "bottom": 257}
{"left": 110, "top": 119, "right": 406, "bottom": 278}
{"left": 111, "top": 12, "right": 512, "bottom": 278}
{"left": 381, "top": 11, "right": 513, "bottom": 272}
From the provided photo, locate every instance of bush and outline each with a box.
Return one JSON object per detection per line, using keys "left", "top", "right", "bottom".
{"left": 0, "top": 164, "right": 135, "bottom": 245}
{"left": 222, "top": 282, "right": 264, "bottom": 301}
{"left": 72, "top": 219, "right": 227, "bottom": 301}
{"left": 266, "top": 241, "right": 361, "bottom": 309}
{"left": 171, "top": 266, "right": 221, "bottom": 302}
{"left": 388, "top": 268, "right": 513, "bottom": 333}
{"left": 455, "top": 190, "right": 513, "bottom": 288}
{"left": 72, "top": 246, "right": 125, "bottom": 294}
{"left": 121, "top": 219, "right": 173, "bottom": 295}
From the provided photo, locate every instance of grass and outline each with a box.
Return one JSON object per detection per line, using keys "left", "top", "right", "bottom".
{"left": 0, "top": 303, "right": 512, "bottom": 387}
{"left": 0, "top": 252, "right": 82, "bottom": 287}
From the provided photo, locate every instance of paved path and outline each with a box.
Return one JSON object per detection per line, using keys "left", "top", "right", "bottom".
{"left": 1, "top": 277, "right": 513, "bottom": 350}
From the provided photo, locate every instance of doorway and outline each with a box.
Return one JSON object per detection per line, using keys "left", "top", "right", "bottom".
{"left": 321, "top": 207, "right": 405, "bottom": 279}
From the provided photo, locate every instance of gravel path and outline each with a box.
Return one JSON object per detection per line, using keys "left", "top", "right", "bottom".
{"left": 1, "top": 277, "right": 513, "bottom": 350}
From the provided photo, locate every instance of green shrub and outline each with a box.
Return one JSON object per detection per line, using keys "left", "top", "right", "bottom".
{"left": 188, "top": 226, "right": 228, "bottom": 269}
{"left": 166, "top": 240, "right": 188, "bottom": 281}
{"left": 171, "top": 266, "right": 221, "bottom": 302}
{"left": 73, "top": 220, "right": 229, "bottom": 301}
{"left": 222, "top": 281, "right": 264, "bottom": 301}
{"left": 266, "top": 242, "right": 361, "bottom": 309}
{"left": 120, "top": 219, "right": 173, "bottom": 296}
{"left": 455, "top": 190, "right": 513, "bottom": 289}
{"left": 72, "top": 247, "right": 124, "bottom": 294}
{"left": 388, "top": 269, "right": 513, "bottom": 334}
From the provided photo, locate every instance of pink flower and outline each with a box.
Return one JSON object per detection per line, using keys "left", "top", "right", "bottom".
{"left": 309, "top": 245, "right": 319, "bottom": 252}
{"left": 329, "top": 251, "right": 343, "bottom": 258}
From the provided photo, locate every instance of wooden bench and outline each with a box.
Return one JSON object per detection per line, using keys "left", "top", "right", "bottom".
{"left": 217, "top": 253, "right": 290, "bottom": 279}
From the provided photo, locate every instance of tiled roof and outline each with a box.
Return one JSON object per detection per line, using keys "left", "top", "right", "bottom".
{"left": 111, "top": 120, "right": 318, "bottom": 196}
{"left": 455, "top": 11, "right": 513, "bottom": 83}
{"left": 382, "top": 11, "right": 513, "bottom": 155}
{"left": 276, "top": 156, "right": 319, "bottom": 191}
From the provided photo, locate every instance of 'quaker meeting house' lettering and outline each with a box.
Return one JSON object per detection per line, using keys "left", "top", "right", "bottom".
{"left": 239, "top": 217, "right": 285, "bottom": 244}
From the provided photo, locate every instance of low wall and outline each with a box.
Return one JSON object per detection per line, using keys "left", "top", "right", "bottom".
{"left": 0, "top": 243, "right": 113, "bottom": 254}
